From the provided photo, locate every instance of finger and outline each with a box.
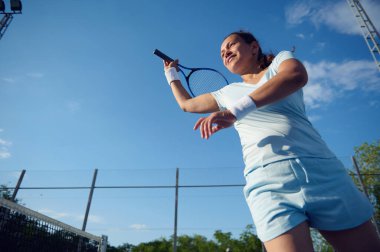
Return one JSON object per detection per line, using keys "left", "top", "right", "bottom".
{"left": 207, "top": 113, "right": 221, "bottom": 138}
{"left": 205, "top": 123, "right": 221, "bottom": 139}
{"left": 206, "top": 118, "right": 213, "bottom": 139}
{"left": 200, "top": 119, "right": 207, "bottom": 139}
{"left": 168, "top": 59, "right": 177, "bottom": 67}
{"left": 193, "top": 117, "right": 205, "bottom": 130}
{"left": 169, "top": 59, "right": 180, "bottom": 71}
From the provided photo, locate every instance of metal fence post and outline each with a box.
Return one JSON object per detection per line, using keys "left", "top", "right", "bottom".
{"left": 173, "top": 168, "right": 179, "bottom": 252}
{"left": 352, "top": 156, "right": 380, "bottom": 236}
{"left": 11, "top": 169, "right": 25, "bottom": 201}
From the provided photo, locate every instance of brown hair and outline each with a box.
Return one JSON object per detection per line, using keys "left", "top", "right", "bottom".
{"left": 225, "top": 30, "right": 274, "bottom": 70}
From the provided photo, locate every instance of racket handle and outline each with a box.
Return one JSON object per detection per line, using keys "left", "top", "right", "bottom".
{"left": 153, "top": 49, "right": 174, "bottom": 62}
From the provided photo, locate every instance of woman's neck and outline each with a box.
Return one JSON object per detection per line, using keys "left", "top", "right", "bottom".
{"left": 241, "top": 65, "right": 265, "bottom": 84}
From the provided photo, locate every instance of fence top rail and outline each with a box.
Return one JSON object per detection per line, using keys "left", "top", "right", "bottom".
{"left": 1, "top": 184, "right": 246, "bottom": 190}
{"left": 0, "top": 197, "right": 102, "bottom": 242}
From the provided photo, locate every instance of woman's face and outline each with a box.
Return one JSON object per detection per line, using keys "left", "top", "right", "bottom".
{"left": 220, "top": 34, "right": 259, "bottom": 75}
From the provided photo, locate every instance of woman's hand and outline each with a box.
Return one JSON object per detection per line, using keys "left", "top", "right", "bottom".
{"left": 193, "top": 110, "right": 237, "bottom": 139}
{"left": 163, "top": 59, "right": 179, "bottom": 71}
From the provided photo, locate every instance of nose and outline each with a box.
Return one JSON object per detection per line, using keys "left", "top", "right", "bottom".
{"left": 225, "top": 50, "right": 232, "bottom": 59}
{"left": 223, "top": 50, "right": 233, "bottom": 65}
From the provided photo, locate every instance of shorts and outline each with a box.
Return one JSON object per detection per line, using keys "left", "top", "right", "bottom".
{"left": 243, "top": 157, "right": 374, "bottom": 242}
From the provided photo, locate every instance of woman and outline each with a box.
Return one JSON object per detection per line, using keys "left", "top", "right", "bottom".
{"left": 162, "top": 31, "right": 380, "bottom": 251}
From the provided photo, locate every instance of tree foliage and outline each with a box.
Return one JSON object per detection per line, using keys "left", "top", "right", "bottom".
{"left": 352, "top": 140, "right": 380, "bottom": 230}
{"left": 107, "top": 225, "right": 263, "bottom": 252}
{"left": 1, "top": 185, "right": 14, "bottom": 201}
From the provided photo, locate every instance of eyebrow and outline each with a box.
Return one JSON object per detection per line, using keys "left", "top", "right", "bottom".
{"left": 221, "top": 40, "right": 235, "bottom": 54}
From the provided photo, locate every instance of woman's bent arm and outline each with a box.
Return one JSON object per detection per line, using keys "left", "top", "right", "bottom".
{"left": 249, "top": 58, "right": 308, "bottom": 108}
{"left": 170, "top": 79, "right": 220, "bottom": 113}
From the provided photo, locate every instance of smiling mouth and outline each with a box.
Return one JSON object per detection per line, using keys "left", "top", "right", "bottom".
{"left": 226, "top": 55, "right": 236, "bottom": 65}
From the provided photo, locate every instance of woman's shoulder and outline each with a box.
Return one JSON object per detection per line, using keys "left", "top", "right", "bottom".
{"left": 274, "top": 50, "right": 295, "bottom": 62}
{"left": 270, "top": 50, "right": 296, "bottom": 71}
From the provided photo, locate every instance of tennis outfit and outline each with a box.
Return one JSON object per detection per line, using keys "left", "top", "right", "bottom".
{"left": 211, "top": 51, "right": 373, "bottom": 242}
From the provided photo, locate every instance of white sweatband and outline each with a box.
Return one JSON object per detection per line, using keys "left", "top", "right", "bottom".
{"left": 164, "top": 67, "right": 180, "bottom": 86}
{"left": 228, "top": 95, "right": 257, "bottom": 120}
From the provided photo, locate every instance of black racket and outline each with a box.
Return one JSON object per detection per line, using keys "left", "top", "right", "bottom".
{"left": 154, "top": 49, "right": 229, "bottom": 97}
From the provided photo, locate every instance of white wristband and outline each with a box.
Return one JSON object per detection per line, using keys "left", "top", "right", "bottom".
{"left": 228, "top": 95, "right": 257, "bottom": 120}
{"left": 164, "top": 67, "right": 180, "bottom": 86}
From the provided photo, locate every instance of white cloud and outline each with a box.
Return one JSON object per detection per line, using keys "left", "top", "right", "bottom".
{"left": 296, "top": 33, "right": 306, "bottom": 39}
{"left": 285, "top": 1, "right": 314, "bottom": 25}
{"left": 303, "top": 59, "right": 380, "bottom": 108}
{"left": 39, "top": 208, "right": 69, "bottom": 218}
{"left": 0, "top": 136, "right": 12, "bottom": 159}
{"left": 1, "top": 77, "right": 16, "bottom": 83}
{"left": 130, "top": 224, "right": 147, "bottom": 230}
{"left": 1, "top": 72, "right": 44, "bottom": 85}
{"left": 369, "top": 100, "right": 379, "bottom": 108}
{"left": 27, "top": 72, "right": 45, "bottom": 79}
{"left": 87, "top": 215, "right": 104, "bottom": 224}
{"left": 303, "top": 82, "right": 334, "bottom": 109}
{"left": 0, "top": 147, "right": 11, "bottom": 159}
{"left": 307, "top": 115, "right": 321, "bottom": 122}
{"left": 66, "top": 100, "right": 81, "bottom": 112}
{"left": 38, "top": 208, "right": 104, "bottom": 224}
{"left": 285, "top": 0, "right": 380, "bottom": 36}
{"left": 0, "top": 138, "right": 11, "bottom": 146}
{"left": 311, "top": 42, "right": 326, "bottom": 53}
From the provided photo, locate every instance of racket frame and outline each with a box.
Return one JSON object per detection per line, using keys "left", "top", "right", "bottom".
{"left": 154, "top": 49, "right": 228, "bottom": 97}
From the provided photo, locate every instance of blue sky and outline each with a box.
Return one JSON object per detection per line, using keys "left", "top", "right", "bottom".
{"left": 1, "top": 0, "right": 380, "bottom": 247}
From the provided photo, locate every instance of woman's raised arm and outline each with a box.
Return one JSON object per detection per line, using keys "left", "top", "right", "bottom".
{"left": 163, "top": 60, "right": 220, "bottom": 114}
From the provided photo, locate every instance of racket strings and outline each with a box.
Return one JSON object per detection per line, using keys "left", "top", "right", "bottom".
{"left": 188, "top": 70, "right": 228, "bottom": 96}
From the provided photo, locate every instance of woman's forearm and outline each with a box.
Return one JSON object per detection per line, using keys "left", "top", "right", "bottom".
{"left": 170, "top": 80, "right": 220, "bottom": 113}
{"left": 250, "top": 59, "right": 308, "bottom": 108}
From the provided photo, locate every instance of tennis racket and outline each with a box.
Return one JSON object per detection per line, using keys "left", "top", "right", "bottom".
{"left": 154, "top": 49, "right": 229, "bottom": 97}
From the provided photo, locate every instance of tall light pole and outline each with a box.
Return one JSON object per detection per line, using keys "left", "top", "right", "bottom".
{"left": 0, "top": 0, "right": 22, "bottom": 40}
{"left": 346, "top": 0, "right": 380, "bottom": 71}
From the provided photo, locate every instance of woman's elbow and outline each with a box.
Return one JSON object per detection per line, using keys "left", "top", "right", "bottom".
{"left": 293, "top": 64, "right": 308, "bottom": 88}
{"left": 298, "top": 62, "right": 308, "bottom": 87}
{"left": 179, "top": 101, "right": 205, "bottom": 113}
{"left": 178, "top": 101, "right": 193, "bottom": 112}
{"left": 299, "top": 71, "right": 308, "bottom": 87}
{"left": 179, "top": 103, "right": 189, "bottom": 112}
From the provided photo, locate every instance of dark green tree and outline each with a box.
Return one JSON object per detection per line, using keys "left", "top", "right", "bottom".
{"left": 352, "top": 140, "right": 380, "bottom": 230}
{"left": 238, "top": 225, "right": 262, "bottom": 251}
{"left": 214, "top": 230, "right": 234, "bottom": 251}
{"left": 107, "top": 242, "right": 135, "bottom": 252}
{"left": 131, "top": 237, "right": 171, "bottom": 252}
{"left": 129, "top": 225, "right": 263, "bottom": 252}
{"left": 0, "top": 185, "right": 16, "bottom": 202}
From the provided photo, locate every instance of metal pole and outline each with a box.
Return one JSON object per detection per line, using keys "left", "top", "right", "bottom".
{"left": 99, "top": 235, "right": 108, "bottom": 252}
{"left": 11, "top": 169, "right": 25, "bottom": 201}
{"left": 173, "top": 168, "right": 179, "bottom": 252}
{"left": 352, "top": 156, "right": 380, "bottom": 236}
{"left": 0, "top": 13, "right": 13, "bottom": 40}
{"left": 352, "top": 156, "right": 370, "bottom": 198}
{"left": 78, "top": 169, "right": 98, "bottom": 252}
{"left": 82, "top": 169, "right": 98, "bottom": 231}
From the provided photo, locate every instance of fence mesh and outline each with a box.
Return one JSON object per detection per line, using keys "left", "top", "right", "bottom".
{"left": 0, "top": 198, "right": 105, "bottom": 252}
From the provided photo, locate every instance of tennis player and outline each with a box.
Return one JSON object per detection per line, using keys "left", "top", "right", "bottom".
{"left": 162, "top": 31, "right": 380, "bottom": 252}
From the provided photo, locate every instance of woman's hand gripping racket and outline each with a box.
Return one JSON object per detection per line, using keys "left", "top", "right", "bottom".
{"left": 154, "top": 49, "right": 229, "bottom": 97}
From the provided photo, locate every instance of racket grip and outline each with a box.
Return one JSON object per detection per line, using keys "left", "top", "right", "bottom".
{"left": 153, "top": 49, "right": 174, "bottom": 62}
